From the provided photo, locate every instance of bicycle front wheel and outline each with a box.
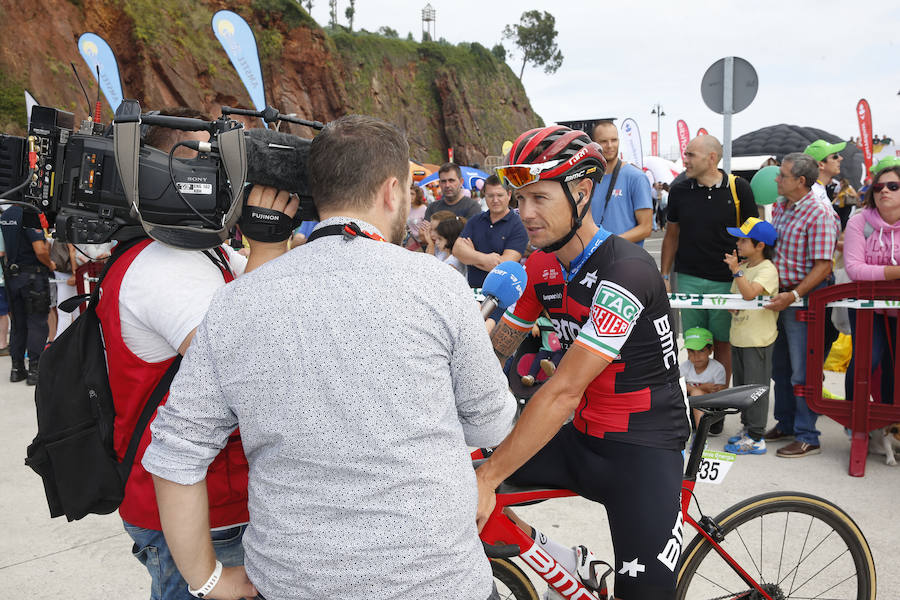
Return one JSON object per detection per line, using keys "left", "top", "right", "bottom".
{"left": 492, "top": 557, "right": 540, "bottom": 600}
{"left": 677, "top": 491, "right": 875, "bottom": 600}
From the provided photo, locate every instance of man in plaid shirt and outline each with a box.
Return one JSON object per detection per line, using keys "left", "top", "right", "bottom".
{"left": 763, "top": 153, "right": 840, "bottom": 458}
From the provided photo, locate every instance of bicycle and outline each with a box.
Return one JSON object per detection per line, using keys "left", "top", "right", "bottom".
{"left": 477, "top": 385, "right": 877, "bottom": 600}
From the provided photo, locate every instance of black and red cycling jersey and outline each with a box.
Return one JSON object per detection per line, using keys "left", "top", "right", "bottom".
{"left": 502, "top": 230, "right": 690, "bottom": 450}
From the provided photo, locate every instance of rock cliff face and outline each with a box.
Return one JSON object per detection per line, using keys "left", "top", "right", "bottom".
{"left": 0, "top": 0, "right": 542, "bottom": 164}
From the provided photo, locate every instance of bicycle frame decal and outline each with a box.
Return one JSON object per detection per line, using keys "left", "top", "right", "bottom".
{"left": 520, "top": 542, "right": 597, "bottom": 600}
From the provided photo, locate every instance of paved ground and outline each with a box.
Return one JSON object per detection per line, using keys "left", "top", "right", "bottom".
{"left": 2, "top": 229, "right": 897, "bottom": 597}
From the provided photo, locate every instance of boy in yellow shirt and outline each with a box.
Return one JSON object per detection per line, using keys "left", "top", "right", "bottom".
{"left": 723, "top": 218, "right": 779, "bottom": 455}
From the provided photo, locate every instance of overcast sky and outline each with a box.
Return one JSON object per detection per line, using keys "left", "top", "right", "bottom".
{"left": 308, "top": 0, "right": 899, "bottom": 158}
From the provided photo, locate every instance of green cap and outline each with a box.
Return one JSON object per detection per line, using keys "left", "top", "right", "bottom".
{"left": 683, "top": 327, "right": 714, "bottom": 351}
{"left": 870, "top": 156, "right": 900, "bottom": 174}
{"left": 803, "top": 139, "right": 847, "bottom": 162}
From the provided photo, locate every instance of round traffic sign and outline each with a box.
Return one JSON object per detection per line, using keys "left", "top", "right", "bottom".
{"left": 701, "top": 57, "right": 758, "bottom": 115}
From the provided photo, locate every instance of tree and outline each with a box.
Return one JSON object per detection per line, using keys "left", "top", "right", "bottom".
{"left": 304, "top": 0, "right": 313, "bottom": 14}
{"left": 344, "top": 0, "right": 356, "bottom": 31}
{"left": 344, "top": 0, "right": 355, "bottom": 31}
{"left": 328, "top": 0, "right": 337, "bottom": 28}
{"left": 503, "top": 10, "right": 563, "bottom": 80}
{"left": 491, "top": 43, "right": 506, "bottom": 62}
{"left": 378, "top": 26, "right": 399, "bottom": 38}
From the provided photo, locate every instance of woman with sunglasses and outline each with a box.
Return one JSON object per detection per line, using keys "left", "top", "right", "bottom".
{"left": 843, "top": 163, "right": 900, "bottom": 405}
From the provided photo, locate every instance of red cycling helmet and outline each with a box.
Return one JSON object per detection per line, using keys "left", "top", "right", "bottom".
{"left": 497, "top": 126, "right": 606, "bottom": 252}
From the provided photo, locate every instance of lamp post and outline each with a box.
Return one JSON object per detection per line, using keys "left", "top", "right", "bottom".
{"left": 651, "top": 103, "right": 665, "bottom": 157}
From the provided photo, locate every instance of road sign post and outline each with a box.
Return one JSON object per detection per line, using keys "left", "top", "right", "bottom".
{"left": 701, "top": 57, "right": 758, "bottom": 174}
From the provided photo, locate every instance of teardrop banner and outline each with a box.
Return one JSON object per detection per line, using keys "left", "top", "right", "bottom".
{"left": 856, "top": 99, "right": 873, "bottom": 173}
{"left": 212, "top": 10, "right": 268, "bottom": 127}
{"left": 697, "top": 128, "right": 709, "bottom": 136}
{"left": 619, "top": 118, "right": 643, "bottom": 170}
{"left": 77, "top": 33, "right": 125, "bottom": 114}
{"left": 676, "top": 119, "right": 690, "bottom": 162}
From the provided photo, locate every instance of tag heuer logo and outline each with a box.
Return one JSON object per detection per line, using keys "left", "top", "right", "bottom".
{"left": 591, "top": 282, "right": 643, "bottom": 336}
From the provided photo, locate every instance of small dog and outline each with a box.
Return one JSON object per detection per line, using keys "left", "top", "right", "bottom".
{"left": 868, "top": 423, "right": 900, "bottom": 466}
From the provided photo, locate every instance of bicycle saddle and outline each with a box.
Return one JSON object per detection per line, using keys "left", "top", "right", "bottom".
{"left": 689, "top": 384, "right": 767, "bottom": 411}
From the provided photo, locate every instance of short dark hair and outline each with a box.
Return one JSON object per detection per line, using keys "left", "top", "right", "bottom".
{"left": 864, "top": 166, "right": 900, "bottom": 209}
{"left": 438, "top": 162, "right": 462, "bottom": 179}
{"left": 591, "top": 120, "right": 616, "bottom": 141}
{"left": 309, "top": 115, "right": 409, "bottom": 212}
{"left": 749, "top": 238, "right": 775, "bottom": 260}
{"left": 435, "top": 215, "right": 466, "bottom": 248}
{"left": 143, "top": 107, "right": 211, "bottom": 152}
{"left": 483, "top": 174, "right": 504, "bottom": 189}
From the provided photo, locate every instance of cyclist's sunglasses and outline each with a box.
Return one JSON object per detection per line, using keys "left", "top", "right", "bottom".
{"left": 873, "top": 181, "right": 900, "bottom": 193}
{"left": 495, "top": 160, "right": 563, "bottom": 189}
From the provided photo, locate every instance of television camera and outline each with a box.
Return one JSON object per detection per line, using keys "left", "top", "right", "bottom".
{"left": 0, "top": 100, "right": 321, "bottom": 250}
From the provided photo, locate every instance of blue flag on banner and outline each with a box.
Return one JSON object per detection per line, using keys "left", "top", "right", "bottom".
{"left": 212, "top": 10, "right": 267, "bottom": 126}
{"left": 77, "top": 33, "right": 124, "bottom": 114}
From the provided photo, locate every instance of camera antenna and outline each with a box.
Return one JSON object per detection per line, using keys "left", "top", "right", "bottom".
{"left": 94, "top": 65, "right": 103, "bottom": 123}
{"left": 70, "top": 62, "right": 93, "bottom": 117}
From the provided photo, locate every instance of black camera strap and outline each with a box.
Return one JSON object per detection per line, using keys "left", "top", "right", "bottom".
{"left": 239, "top": 203, "right": 297, "bottom": 243}
{"left": 306, "top": 222, "right": 385, "bottom": 244}
{"left": 597, "top": 160, "right": 622, "bottom": 226}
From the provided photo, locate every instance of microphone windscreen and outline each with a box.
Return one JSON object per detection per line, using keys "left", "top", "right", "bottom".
{"left": 244, "top": 128, "right": 312, "bottom": 197}
{"left": 482, "top": 261, "right": 528, "bottom": 309}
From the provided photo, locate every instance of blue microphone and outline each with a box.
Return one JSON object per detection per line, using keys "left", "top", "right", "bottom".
{"left": 480, "top": 261, "right": 528, "bottom": 319}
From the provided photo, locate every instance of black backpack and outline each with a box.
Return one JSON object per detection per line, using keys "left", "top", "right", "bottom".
{"left": 25, "top": 237, "right": 182, "bottom": 521}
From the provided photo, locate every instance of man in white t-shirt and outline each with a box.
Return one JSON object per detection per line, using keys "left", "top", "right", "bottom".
{"left": 98, "top": 108, "right": 299, "bottom": 600}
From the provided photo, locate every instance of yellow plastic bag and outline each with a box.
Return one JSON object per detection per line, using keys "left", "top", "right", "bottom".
{"left": 824, "top": 334, "right": 853, "bottom": 372}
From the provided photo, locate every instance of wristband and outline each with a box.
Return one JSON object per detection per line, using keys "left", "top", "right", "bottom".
{"left": 791, "top": 290, "right": 801, "bottom": 303}
{"left": 188, "top": 560, "right": 223, "bottom": 598}
{"left": 661, "top": 274, "right": 670, "bottom": 280}
{"left": 239, "top": 203, "right": 298, "bottom": 243}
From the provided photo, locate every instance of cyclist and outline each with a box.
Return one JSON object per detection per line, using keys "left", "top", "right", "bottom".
{"left": 477, "top": 125, "right": 691, "bottom": 600}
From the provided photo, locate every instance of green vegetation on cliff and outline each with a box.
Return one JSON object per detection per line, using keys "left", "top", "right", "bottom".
{"left": 0, "top": 70, "right": 26, "bottom": 133}
{"left": 330, "top": 30, "right": 540, "bottom": 164}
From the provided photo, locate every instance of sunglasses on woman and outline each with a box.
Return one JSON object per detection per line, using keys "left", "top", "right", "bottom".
{"left": 873, "top": 181, "right": 900, "bottom": 193}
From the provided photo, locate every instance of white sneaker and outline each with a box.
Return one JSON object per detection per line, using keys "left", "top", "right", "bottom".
{"left": 725, "top": 434, "right": 767, "bottom": 455}
{"left": 727, "top": 427, "right": 749, "bottom": 444}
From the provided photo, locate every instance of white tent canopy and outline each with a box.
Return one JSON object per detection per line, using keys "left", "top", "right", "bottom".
{"left": 641, "top": 155, "right": 682, "bottom": 184}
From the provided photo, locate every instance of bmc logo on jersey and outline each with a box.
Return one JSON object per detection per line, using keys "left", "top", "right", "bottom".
{"left": 590, "top": 281, "right": 643, "bottom": 336}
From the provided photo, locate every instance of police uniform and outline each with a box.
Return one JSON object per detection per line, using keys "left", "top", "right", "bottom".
{"left": 0, "top": 206, "right": 51, "bottom": 383}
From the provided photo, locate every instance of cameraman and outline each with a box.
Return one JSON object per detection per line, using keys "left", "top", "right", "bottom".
{"left": 143, "top": 115, "right": 516, "bottom": 600}
{"left": 0, "top": 204, "right": 54, "bottom": 384}
{"left": 99, "top": 108, "right": 298, "bottom": 600}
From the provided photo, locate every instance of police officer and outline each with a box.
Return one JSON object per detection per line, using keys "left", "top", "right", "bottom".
{"left": 0, "top": 205, "right": 54, "bottom": 384}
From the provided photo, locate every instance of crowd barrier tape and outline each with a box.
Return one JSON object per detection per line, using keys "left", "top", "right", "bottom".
{"left": 668, "top": 292, "right": 900, "bottom": 311}
{"left": 472, "top": 290, "right": 900, "bottom": 312}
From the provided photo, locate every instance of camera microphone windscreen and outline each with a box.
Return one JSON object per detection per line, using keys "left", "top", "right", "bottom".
{"left": 244, "top": 128, "right": 312, "bottom": 198}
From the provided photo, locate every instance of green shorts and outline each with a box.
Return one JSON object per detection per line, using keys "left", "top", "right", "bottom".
{"left": 675, "top": 272, "right": 732, "bottom": 342}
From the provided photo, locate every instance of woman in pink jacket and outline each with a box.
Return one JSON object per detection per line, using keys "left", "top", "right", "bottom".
{"left": 843, "top": 164, "right": 900, "bottom": 404}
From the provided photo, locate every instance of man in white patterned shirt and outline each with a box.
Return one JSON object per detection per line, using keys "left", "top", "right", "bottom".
{"left": 143, "top": 115, "right": 517, "bottom": 600}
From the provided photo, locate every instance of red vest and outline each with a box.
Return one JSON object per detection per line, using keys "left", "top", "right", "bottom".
{"left": 96, "top": 240, "right": 249, "bottom": 530}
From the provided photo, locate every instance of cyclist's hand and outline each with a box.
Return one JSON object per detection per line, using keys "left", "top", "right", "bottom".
{"left": 475, "top": 471, "right": 496, "bottom": 533}
{"left": 205, "top": 566, "right": 257, "bottom": 600}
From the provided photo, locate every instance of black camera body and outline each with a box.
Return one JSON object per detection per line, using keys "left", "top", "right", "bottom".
{"left": 1, "top": 100, "right": 318, "bottom": 250}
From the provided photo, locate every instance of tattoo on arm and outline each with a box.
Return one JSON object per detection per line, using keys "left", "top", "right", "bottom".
{"left": 490, "top": 320, "right": 528, "bottom": 363}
